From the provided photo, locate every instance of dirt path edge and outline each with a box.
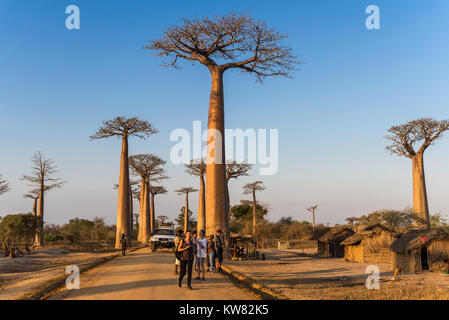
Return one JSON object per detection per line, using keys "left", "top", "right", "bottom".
{"left": 221, "top": 264, "right": 289, "bottom": 300}
{"left": 21, "top": 247, "right": 143, "bottom": 300}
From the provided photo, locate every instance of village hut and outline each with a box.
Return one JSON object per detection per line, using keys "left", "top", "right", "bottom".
{"left": 341, "top": 224, "right": 396, "bottom": 264}
{"left": 390, "top": 229, "right": 449, "bottom": 273}
{"left": 316, "top": 227, "right": 354, "bottom": 258}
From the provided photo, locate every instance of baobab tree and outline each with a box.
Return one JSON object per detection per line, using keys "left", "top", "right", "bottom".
{"left": 185, "top": 159, "right": 206, "bottom": 234}
{"left": 149, "top": 186, "right": 168, "bottom": 232}
{"left": 175, "top": 187, "right": 199, "bottom": 232}
{"left": 307, "top": 205, "right": 318, "bottom": 231}
{"left": 157, "top": 215, "right": 169, "bottom": 225}
{"left": 129, "top": 154, "right": 167, "bottom": 244}
{"left": 91, "top": 117, "right": 158, "bottom": 248}
{"left": 243, "top": 181, "right": 266, "bottom": 236}
{"left": 148, "top": 13, "right": 298, "bottom": 236}
{"left": 22, "top": 152, "right": 65, "bottom": 246}
{"left": 226, "top": 161, "right": 252, "bottom": 225}
{"left": 386, "top": 118, "right": 449, "bottom": 229}
{"left": 0, "top": 174, "right": 10, "bottom": 196}
{"left": 24, "top": 189, "right": 40, "bottom": 216}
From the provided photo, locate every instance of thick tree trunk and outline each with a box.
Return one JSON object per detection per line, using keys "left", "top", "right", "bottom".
{"left": 140, "top": 181, "right": 151, "bottom": 244}
{"left": 115, "top": 136, "right": 131, "bottom": 248}
{"left": 205, "top": 66, "right": 227, "bottom": 238}
{"left": 34, "top": 184, "right": 44, "bottom": 247}
{"left": 197, "top": 175, "right": 206, "bottom": 234}
{"left": 33, "top": 198, "right": 38, "bottom": 216}
{"left": 252, "top": 191, "right": 256, "bottom": 237}
{"left": 184, "top": 194, "right": 189, "bottom": 232}
{"left": 150, "top": 192, "right": 155, "bottom": 234}
{"left": 312, "top": 212, "right": 316, "bottom": 231}
{"left": 137, "top": 177, "right": 145, "bottom": 242}
{"left": 129, "top": 184, "right": 133, "bottom": 238}
{"left": 412, "top": 152, "right": 430, "bottom": 229}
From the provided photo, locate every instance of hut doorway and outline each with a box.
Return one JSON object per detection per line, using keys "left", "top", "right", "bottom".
{"left": 420, "top": 247, "right": 429, "bottom": 271}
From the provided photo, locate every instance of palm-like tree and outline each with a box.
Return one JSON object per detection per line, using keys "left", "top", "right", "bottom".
{"left": 185, "top": 159, "right": 206, "bottom": 234}
{"left": 306, "top": 205, "right": 318, "bottom": 231}
{"left": 22, "top": 152, "right": 65, "bottom": 246}
{"left": 129, "top": 154, "right": 167, "bottom": 244}
{"left": 0, "top": 174, "right": 10, "bottom": 196}
{"left": 24, "top": 189, "right": 40, "bottom": 216}
{"left": 148, "top": 13, "right": 298, "bottom": 236}
{"left": 175, "top": 187, "right": 199, "bottom": 232}
{"left": 91, "top": 117, "right": 158, "bottom": 248}
{"left": 386, "top": 118, "right": 449, "bottom": 229}
{"left": 243, "top": 181, "right": 266, "bottom": 236}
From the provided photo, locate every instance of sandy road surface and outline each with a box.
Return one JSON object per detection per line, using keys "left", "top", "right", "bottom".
{"left": 48, "top": 248, "right": 254, "bottom": 300}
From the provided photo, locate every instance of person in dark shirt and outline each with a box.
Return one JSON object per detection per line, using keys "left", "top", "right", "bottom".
{"left": 177, "top": 231, "right": 194, "bottom": 290}
{"left": 214, "top": 229, "right": 223, "bottom": 271}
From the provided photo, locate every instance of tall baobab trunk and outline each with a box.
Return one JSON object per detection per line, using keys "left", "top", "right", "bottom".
{"left": 140, "top": 181, "right": 151, "bottom": 244}
{"left": 129, "top": 184, "right": 133, "bottom": 238}
{"left": 412, "top": 152, "right": 430, "bottom": 228}
{"left": 116, "top": 136, "right": 131, "bottom": 248}
{"left": 205, "top": 66, "right": 227, "bottom": 237}
{"left": 138, "top": 177, "right": 145, "bottom": 242}
{"left": 34, "top": 183, "right": 44, "bottom": 247}
{"left": 312, "top": 213, "right": 316, "bottom": 231}
{"left": 197, "top": 175, "right": 206, "bottom": 234}
{"left": 184, "top": 193, "right": 189, "bottom": 232}
{"left": 32, "top": 197, "right": 38, "bottom": 216}
{"left": 150, "top": 191, "right": 155, "bottom": 234}
{"left": 252, "top": 190, "right": 256, "bottom": 237}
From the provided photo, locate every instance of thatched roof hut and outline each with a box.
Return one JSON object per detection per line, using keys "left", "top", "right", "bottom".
{"left": 390, "top": 229, "right": 449, "bottom": 273}
{"left": 341, "top": 224, "right": 396, "bottom": 264}
{"left": 316, "top": 227, "right": 354, "bottom": 258}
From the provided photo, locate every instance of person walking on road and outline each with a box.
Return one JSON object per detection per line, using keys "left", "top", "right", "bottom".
{"left": 195, "top": 230, "right": 207, "bottom": 280}
{"left": 177, "top": 231, "right": 194, "bottom": 290}
{"left": 192, "top": 230, "right": 198, "bottom": 271}
{"left": 214, "top": 230, "right": 224, "bottom": 271}
{"left": 174, "top": 230, "right": 183, "bottom": 275}
{"left": 120, "top": 234, "right": 127, "bottom": 256}
{"left": 207, "top": 235, "right": 216, "bottom": 272}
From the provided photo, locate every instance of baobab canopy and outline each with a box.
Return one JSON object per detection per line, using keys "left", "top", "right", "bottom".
{"left": 146, "top": 12, "right": 299, "bottom": 82}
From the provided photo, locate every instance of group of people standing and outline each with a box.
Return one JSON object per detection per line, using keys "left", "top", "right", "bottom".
{"left": 174, "top": 229, "right": 224, "bottom": 290}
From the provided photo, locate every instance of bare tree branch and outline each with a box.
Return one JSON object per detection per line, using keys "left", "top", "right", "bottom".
{"left": 21, "top": 152, "right": 65, "bottom": 191}
{"left": 0, "top": 174, "right": 10, "bottom": 195}
{"left": 90, "top": 116, "right": 158, "bottom": 140}
{"left": 385, "top": 118, "right": 449, "bottom": 157}
{"left": 146, "top": 12, "right": 299, "bottom": 82}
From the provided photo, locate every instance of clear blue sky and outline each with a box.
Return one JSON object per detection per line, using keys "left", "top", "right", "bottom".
{"left": 1, "top": 0, "right": 449, "bottom": 226}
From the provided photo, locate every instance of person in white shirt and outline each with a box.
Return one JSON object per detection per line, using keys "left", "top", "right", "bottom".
{"left": 195, "top": 230, "right": 208, "bottom": 280}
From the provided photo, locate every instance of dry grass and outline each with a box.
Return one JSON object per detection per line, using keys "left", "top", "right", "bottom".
{"left": 227, "top": 249, "right": 449, "bottom": 300}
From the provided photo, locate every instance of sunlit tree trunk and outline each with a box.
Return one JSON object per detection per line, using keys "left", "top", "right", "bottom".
{"left": 137, "top": 177, "right": 145, "bottom": 242}
{"left": 205, "top": 66, "right": 227, "bottom": 238}
{"left": 116, "top": 136, "right": 130, "bottom": 248}
{"left": 32, "top": 197, "right": 38, "bottom": 216}
{"left": 150, "top": 191, "right": 155, "bottom": 234}
{"left": 140, "top": 181, "right": 151, "bottom": 244}
{"left": 252, "top": 190, "right": 256, "bottom": 236}
{"left": 34, "top": 183, "right": 44, "bottom": 247}
{"left": 197, "top": 175, "right": 206, "bottom": 234}
{"left": 184, "top": 193, "right": 189, "bottom": 232}
{"left": 129, "top": 184, "right": 133, "bottom": 238}
{"left": 412, "top": 152, "right": 430, "bottom": 229}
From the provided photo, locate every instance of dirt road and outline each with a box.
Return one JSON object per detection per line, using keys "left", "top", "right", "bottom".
{"left": 48, "top": 248, "right": 254, "bottom": 300}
